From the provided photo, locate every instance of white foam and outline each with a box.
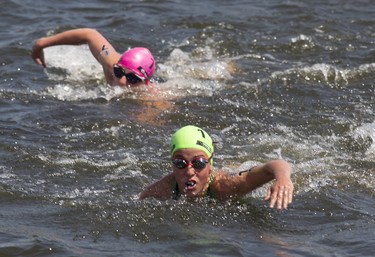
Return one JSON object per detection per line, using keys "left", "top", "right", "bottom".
{"left": 0, "top": 166, "right": 15, "bottom": 179}
{"left": 353, "top": 122, "right": 375, "bottom": 157}
{"left": 158, "top": 47, "right": 232, "bottom": 80}
{"left": 266, "top": 61, "right": 375, "bottom": 87}
{"left": 42, "top": 83, "right": 127, "bottom": 101}
{"left": 290, "top": 34, "right": 314, "bottom": 43}
{"left": 43, "top": 45, "right": 103, "bottom": 81}
{"left": 58, "top": 187, "right": 110, "bottom": 200}
{"left": 156, "top": 47, "right": 234, "bottom": 97}
{"left": 41, "top": 45, "right": 130, "bottom": 101}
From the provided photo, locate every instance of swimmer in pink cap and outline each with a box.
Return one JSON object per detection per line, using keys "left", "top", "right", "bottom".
{"left": 32, "top": 28, "right": 156, "bottom": 87}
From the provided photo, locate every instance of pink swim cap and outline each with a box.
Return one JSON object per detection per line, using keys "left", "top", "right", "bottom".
{"left": 118, "top": 47, "right": 156, "bottom": 81}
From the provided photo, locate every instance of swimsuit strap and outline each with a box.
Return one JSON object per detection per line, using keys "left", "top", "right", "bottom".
{"left": 173, "top": 180, "right": 180, "bottom": 200}
{"left": 206, "top": 168, "right": 215, "bottom": 198}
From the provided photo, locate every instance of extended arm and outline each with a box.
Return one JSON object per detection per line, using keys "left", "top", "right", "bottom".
{"left": 31, "top": 28, "right": 118, "bottom": 67}
{"left": 213, "top": 159, "right": 293, "bottom": 209}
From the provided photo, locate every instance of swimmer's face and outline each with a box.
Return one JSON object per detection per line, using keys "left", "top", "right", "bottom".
{"left": 172, "top": 148, "right": 212, "bottom": 198}
{"left": 113, "top": 64, "right": 146, "bottom": 87}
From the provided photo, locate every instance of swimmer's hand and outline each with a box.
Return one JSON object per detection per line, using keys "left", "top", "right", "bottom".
{"left": 264, "top": 176, "right": 294, "bottom": 210}
{"left": 31, "top": 39, "right": 47, "bottom": 68}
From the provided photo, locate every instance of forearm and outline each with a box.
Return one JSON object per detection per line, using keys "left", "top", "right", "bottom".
{"left": 264, "top": 159, "right": 292, "bottom": 180}
{"left": 238, "top": 159, "right": 291, "bottom": 191}
{"left": 35, "top": 28, "right": 98, "bottom": 48}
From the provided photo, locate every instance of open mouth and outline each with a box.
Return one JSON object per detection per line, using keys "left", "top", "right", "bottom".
{"left": 185, "top": 180, "right": 196, "bottom": 190}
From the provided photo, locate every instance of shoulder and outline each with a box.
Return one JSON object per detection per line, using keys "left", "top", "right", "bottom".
{"left": 210, "top": 169, "right": 261, "bottom": 200}
{"left": 139, "top": 173, "right": 175, "bottom": 200}
{"left": 210, "top": 170, "right": 240, "bottom": 199}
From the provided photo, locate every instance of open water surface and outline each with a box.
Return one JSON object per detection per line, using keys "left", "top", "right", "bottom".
{"left": 1, "top": 0, "right": 374, "bottom": 256}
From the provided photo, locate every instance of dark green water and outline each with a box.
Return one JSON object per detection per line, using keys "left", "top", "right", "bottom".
{"left": 0, "top": 0, "right": 374, "bottom": 256}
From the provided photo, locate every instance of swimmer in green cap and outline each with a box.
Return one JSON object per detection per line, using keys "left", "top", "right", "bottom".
{"left": 139, "top": 125, "right": 294, "bottom": 210}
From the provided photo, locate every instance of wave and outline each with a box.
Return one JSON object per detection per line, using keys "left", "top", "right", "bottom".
{"left": 352, "top": 121, "right": 375, "bottom": 157}
{"left": 262, "top": 62, "right": 375, "bottom": 88}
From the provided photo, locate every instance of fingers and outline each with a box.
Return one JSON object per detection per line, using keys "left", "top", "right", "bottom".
{"left": 265, "top": 188, "right": 271, "bottom": 201}
{"left": 31, "top": 43, "right": 47, "bottom": 68}
{"left": 32, "top": 52, "right": 46, "bottom": 67}
{"left": 266, "top": 185, "right": 293, "bottom": 210}
{"left": 37, "top": 58, "right": 47, "bottom": 68}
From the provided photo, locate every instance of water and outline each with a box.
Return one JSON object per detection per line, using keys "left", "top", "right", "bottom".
{"left": 1, "top": 0, "right": 374, "bottom": 256}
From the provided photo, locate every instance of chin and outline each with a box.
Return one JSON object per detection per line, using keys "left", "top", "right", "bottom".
{"left": 185, "top": 189, "right": 204, "bottom": 198}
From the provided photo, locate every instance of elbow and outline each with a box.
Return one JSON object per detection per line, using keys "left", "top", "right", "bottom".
{"left": 80, "top": 28, "right": 100, "bottom": 38}
{"left": 265, "top": 159, "right": 292, "bottom": 177}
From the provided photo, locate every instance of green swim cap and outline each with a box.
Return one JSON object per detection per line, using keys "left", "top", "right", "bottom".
{"left": 170, "top": 125, "right": 214, "bottom": 163}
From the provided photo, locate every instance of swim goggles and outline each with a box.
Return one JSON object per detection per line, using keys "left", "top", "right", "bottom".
{"left": 113, "top": 64, "right": 143, "bottom": 84}
{"left": 172, "top": 156, "right": 212, "bottom": 170}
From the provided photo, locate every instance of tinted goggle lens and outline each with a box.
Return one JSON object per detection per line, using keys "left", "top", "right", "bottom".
{"left": 113, "top": 65, "right": 143, "bottom": 84}
{"left": 172, "top": 158, "right": 209, "bottom": 170}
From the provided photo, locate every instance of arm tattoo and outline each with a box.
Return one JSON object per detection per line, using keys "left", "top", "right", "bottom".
{"left": 239, "top": 167, "right": 253, "bottom": 176}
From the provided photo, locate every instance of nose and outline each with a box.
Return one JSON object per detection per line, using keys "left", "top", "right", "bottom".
{"left": 115, "top": 73, "right": 128, "bottom": 87}
{"left": 117, "top": 75, "right": 127, "bottom": 86}
{"left": 185, "top": 164, "right": 196, "bottom": 176}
